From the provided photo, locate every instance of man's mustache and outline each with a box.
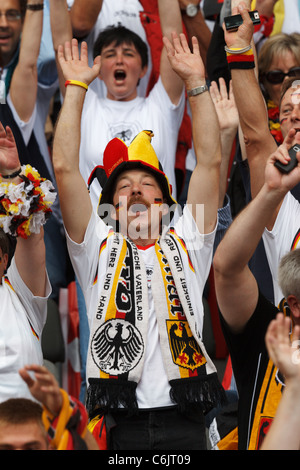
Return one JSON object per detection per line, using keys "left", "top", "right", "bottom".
{"left": 115, "top": 196, "right": 150, "bottom": 212}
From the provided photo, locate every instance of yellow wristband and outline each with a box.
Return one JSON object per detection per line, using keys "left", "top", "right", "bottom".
{"left": 65, "top": 80, "right": 88, "bottom": 91}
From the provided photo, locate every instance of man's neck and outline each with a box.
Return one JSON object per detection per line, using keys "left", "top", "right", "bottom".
{"left": 1, "top": 47, "right": 19, "bottom": 69}
{"left": 131, "top": 236, "right": 158, "bottom": 247}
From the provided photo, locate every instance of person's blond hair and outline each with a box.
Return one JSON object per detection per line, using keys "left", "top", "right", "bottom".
{"left": 258, "top": 33, "right": 300, "bottom": 79}
{"left": 278, "top": 249, "right": 300, "bottom": 301}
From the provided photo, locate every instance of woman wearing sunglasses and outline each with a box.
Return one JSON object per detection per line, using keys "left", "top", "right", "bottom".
{"left": 258, "top": 32, "right": 300, "bottom": 144}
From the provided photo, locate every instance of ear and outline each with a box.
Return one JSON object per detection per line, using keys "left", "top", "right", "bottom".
{"left": 139, "top": 65, "right": 148, "bottom": 80}
{"left": 286, "top": 295, "right": 300, "bottom": 319}
{"left": 3, "top": 253, "right": 8, "bottom": 270}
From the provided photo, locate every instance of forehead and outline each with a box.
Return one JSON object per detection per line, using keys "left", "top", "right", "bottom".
{"left": 280, "top": 84, "right": 300, "bottom": 109}
{"left": 116, "top": 169, "right": 157, "bottom": 183}
{"left": 0, "top": 422, "right": 47, "bottom": 449}
{"left": 102, "top": 41, "right": 138, "bottom": 52}
{"left": 0, "top": 0, "right": 20, "bottom": 9}
{"left": 269, "top": 49, "right": 297, "bottom": 69}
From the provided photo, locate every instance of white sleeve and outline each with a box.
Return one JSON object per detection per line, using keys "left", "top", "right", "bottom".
{"left": 6, "top": 257, "right": 51, "bottom": 335}
{"left": 65, "top": 211, "right": 110, "bottom": 291}
{"left": 174, "top": 204, "right": 217, "bottom": 287}
{"left": 262, "top": 192, "right": 300, "bottom": 304}
{"left": 6, "top": 94, "right": 36, "bottom": 146}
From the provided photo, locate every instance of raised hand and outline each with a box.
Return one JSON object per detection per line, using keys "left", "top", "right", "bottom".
{"left": 19, "top": 364, "right": 63, "bottom": 416}
{"left": 210, "top": 78, "right": 239, "bottom": 132}
{"left": 57, "top": 38, "right": 101, "bottom": 87}
{"left": 163, "top": 32, "right": 205, "bottom": 88}
{"left": 265, "top": 130, "right": 300, "bottom": 194}
{"left": 223, "top": 1, "right": 254, "bottom": 50}
{"left": 265, "top": 313, "right": 300, "bottom": 384}
{"left": 0, "top": 123, "right": 21, "bottom": 174}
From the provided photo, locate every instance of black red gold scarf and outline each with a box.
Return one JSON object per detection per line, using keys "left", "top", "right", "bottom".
{"left": 86, "top": 230, "right": 226, "bottom": 416}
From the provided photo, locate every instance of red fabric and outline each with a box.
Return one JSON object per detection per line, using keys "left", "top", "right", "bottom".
{"left": 222, "top": 356, "right": 233, "bottom": 390}
{"left": 67, "top": 282, "right": 81, "bottom": 399}
{"left": 254, "top": 14, "right": 274, "bottom": 37}
{"left": 91, "top": 417, "right": 108, "bottom": 450}
{"left": 103, "top": 138, "right": 129, "bottom": 176}
{"left": 139, "top": 2, "right": 161, "bottom": 96}
{"left": 227, "top": 54, "right": 255, "bottom": 64}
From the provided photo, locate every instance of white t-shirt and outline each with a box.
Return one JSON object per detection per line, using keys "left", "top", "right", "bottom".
{"left": 66, "top": 206, "right": 216, "bottom": 408}
{"left": 281, "top": 0, "right": 300, "bottom": 34}
{"left": 80, "top": 77, "right": 185, "bottom": 209}
{"left": 0, "top": 257, "right": 51, "bottom": 403}
{"left": 263, "top": 192, "right": 300, "bottom": 306}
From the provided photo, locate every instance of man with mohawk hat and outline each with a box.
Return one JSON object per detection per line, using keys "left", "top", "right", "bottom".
{"left": 52, "top": 31, "right": 224, "bottom": 450}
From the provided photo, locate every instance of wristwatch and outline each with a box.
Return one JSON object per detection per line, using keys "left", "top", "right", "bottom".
{"left": 187, "top": 84, "right": 208, "bottom": 97}
{"left": 185, "top": 3, "right": 200, "bottom": 17}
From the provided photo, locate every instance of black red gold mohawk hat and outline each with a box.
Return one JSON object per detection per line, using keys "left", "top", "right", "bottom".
{"left": 88, "top": 130, "right": 177, "bottom": 214}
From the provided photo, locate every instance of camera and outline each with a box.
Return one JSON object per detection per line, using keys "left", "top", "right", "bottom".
{"left": 274, "top": 145, "right": 300, "bottom": 174}
{"left": 224, "top": 10, "right": 260, "bottom": 32}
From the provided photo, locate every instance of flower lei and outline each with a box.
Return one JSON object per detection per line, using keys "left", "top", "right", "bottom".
{"left": 0, "top": 164, "right": 57, "bottom": 239}
{"left": 267, "top": 99, "right": 283, "bottom": 145}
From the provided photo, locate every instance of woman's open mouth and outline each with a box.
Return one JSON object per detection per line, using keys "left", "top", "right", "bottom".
{"left": 114, "top": 69, "right": 126, "bottom": 82}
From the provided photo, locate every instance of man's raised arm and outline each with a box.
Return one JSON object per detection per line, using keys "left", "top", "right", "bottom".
{"left": 224, "top": 1, "right": 277, "bottom": 200}
{"left": 9, "top": 0, "right": 44, "bottom": 122}
{"left": 158, "top": 0, "right": 184, "bottom": 105}
{"left": 0, "top": 124, "right": 49, "bottom": 296}
{"left": 69, "top": 0, "right": 103, "bottom": 39}
{"left": 164, "top": 33, "right": 221, "bottom": 234}
{"left": 214, "top": 137, "right": 300, "bottom": 333}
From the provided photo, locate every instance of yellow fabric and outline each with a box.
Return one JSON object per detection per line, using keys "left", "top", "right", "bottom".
{"left": 271, "top": 0, "right": 285, "bottom": 35}
{"left": 88, "top": 416, "right": 100, "bottom": 433}
{"left": 248, "top": 359, "right": 282, "bottom": 449}
{"left": 128, "top": 130, "right": 159, "bottom": 169}
{"left": 251, "top": 0, "right": 285, "bottom": 35}
{"left": 226, "top": 48, "right": 254, "bottom": 57}
{"left": 217, "top": 427, "right": 239, "bottom": 451}
{"left": 42, "top": 389, "right": 87, "bottom": 450}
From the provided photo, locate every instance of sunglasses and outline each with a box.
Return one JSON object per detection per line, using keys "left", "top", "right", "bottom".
{"left": 265, "top": 67, "right": 300, "bottom": 84}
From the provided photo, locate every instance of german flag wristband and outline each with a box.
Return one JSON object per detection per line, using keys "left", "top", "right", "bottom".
{"left": 226, "top": 48, "right": 255, "bottom": 70}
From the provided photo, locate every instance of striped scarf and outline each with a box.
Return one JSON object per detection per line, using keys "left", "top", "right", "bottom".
{"left": 86, "top": 229, "right": 226, "bottom": 417}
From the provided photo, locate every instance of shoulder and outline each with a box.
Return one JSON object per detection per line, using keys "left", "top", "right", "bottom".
{"left": 221, "top": 291, "right": 278, "bottom": 355}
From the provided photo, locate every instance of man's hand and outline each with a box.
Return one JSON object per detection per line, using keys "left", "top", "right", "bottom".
{"left": 210, "top": 78, "right": 239, "bottom": 132}
{"left": 57, "top": 38, "right": 101, "bottom": 86}
{"left": 19, "top": 364, "right": 63, "bottom": 416}
{"left": 163, "top": 32, "right": 205, "bottom": 90}
{"left": 223, "top": 1, "right": 254, "bottom": 50}
{"left": 265, "top": 129, "right": 300, "bottom": 194}
{"left": 0, "top": 123, "right": 21, "bottom": 174}
{"left": 265, "top": 313, "right": 300, "bottom": 384}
